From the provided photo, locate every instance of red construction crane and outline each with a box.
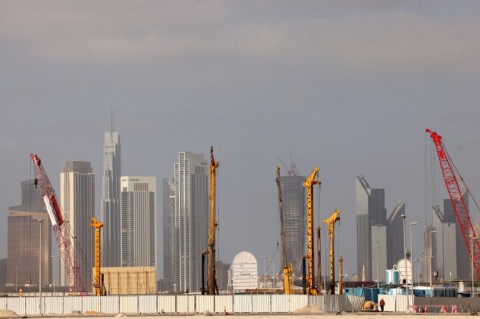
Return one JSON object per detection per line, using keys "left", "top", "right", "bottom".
{"left": 425, "top": 129, "right": 480, "bottom": 281}
{"left": 30, "top": 153, "right": 87, "bottom": 293}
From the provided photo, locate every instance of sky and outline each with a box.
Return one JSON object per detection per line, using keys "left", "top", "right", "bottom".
{"left": 2, "top": 1, "right": 480, "bottom": 280}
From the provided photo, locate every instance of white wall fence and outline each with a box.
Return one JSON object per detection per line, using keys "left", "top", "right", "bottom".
{"left": 0, "top": 294, "right": 365, "bottom": 316}
{"left": 380, "top": 294, "right": 480, "bottom": 313}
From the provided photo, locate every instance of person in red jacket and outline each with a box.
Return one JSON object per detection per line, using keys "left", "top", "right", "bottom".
{"left": 379, "top": 298, "right": 385, "bottom": 312}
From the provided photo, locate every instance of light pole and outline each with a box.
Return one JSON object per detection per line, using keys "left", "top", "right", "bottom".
{"left": 15, "top": 266, "right": 18, "bottom": 294}
{"left": 410, "top": 221, "right": 419, "bottom": 287}
{"left": 471, "top": 236, "right": 478, "bottom": 298}
{"left": 401, "top": 215, "right": 408, "bottom": 312}
{"left": 262, "top": 256, "right": 268, "bottom": 285}
{"left": 376, "top": 241, "right": 379, "bottom": 289}
{"left": 38, "top": 219, "right": 43, "bottom": 315}
{"left": 429, "top": 230, "right": 437, "bottom": 290}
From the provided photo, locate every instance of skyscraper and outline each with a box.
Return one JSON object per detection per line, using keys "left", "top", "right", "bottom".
{"left": 60, "top": 161, "right": 95, "bottom": 289}
{"left": 356, "top": 175, "right": 404, "bottom": 281}
{"left": 121, "top": 176, "right": 157, "bottom": 268}
{"left": 162, "top": 177, "right": 176, "bottom": 290}
{"left": 7, "top": 179, "right": 51, "bottom": 288}
{"left": 428, "top": 192, "right": 470, "bottom": 282}
{"left": 279, "top": 173, "right": 306, "bottom": 277}
{"left": 101, "top": 131, "right": 121, "bottom": 267}
{"left": 163, "top": 152, "right": 209, "bottom": 293}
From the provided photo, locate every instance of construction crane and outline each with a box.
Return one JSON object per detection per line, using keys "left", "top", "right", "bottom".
{"left": 90, "top": 217, "right": 105, "bottom": 296}
{"left": 275, "top": 166, "right": 293, "bottom": 294}
{"left": 30, "top": 153, "right": 86, "bottom": 293}
{"left": 207, "top": 146, "right": 219, "bottom": 295}
{"left": 426, "top": 128, "right": 480, "bottom": 281}
{"left": 303, "top": 167, "right": 321, "bottom": 295}
{"left": 323, "top": 209, "right": 340, "bottom": 295}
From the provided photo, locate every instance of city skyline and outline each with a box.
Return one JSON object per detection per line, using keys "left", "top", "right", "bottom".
{"left": 2, "top": 1, "right": 480, "bottom": 280}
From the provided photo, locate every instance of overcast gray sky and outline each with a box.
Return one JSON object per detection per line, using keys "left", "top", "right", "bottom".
{"left": 2, "top": 1, "right": 480, "bottom": 279}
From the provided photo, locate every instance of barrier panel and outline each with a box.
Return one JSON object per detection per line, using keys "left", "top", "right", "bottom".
{"left": 83, "top": 296, "right": 101, "bottom": 313}
{"left": 252, "top": 294, "right": 270, "bottom": 313}
{"left": 63, "top": 296, "right": 82, "bottom": 314}
{"left": 44, "top": 296, "right": 64, "bottom": 315}
{"left": 138, "top": 295, "right": 157, "bottom": 314}
{"left": 100, "top": 296, "right": 119, "bottom": 314}
{"left": 271, "top": 294, "right": 290, "bottom": 313}
{"left": 7, "top": 297, "right": 26, "bottom": 316}
{"left": 195, "top": 295, "right": 214, "bottom": 314}
{"left": 119, "top": 295, "right": 138, "bottom": 313}
{"left": 234, "top": 294, "right": 252, "bottom": 313}
{"left": 157, "top": 295, "right": 176, "bottom": 313}
{"left": 215, "top": 295, "right": 233, "bottom": 313}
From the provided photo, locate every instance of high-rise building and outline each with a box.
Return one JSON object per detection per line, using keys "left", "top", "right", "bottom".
{"left": 428, "top": 192, "right": 470, "bottom": 282}
{"left": 279, "top": 174, "right": 306, "bottom": 276}
{"left": 387, "top": 201, "right": 405, "bottom": 269}
{"left": 432, "top": 205, "right": 457, "bottom": 282}
{"left": 121, "top": 176, "right": 157, "bottom": 268}
{"left": 443, "top": 194, "right": 470, "bottom": 280}
{"left": 60, "top": 161, "right": 95, "bottom": 289}
{"left": 162, "top": 177, "right": 176, "bottom": 290}
{"left": 101, "top": 131, "right": 121, "bottom": 267}
{"left": 356, "top": 175, "right": 404, "bottom": 281}
{"left": 163, "top": 152, "right": 209, "bottom": 293}
{"left": 7, "top": 179, "right": 51, "bottom": 289}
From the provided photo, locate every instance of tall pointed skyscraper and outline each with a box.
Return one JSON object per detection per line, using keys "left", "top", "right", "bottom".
{"left": 101, "top": 129, "right": 121, "bottom": 267}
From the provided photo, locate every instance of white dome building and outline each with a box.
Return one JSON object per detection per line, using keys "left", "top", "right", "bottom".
{"left": 396, "top": 258, "right": 413, "bottom": 285}
{"left": 229, "top": 251, "right": 258, "bottom": 293}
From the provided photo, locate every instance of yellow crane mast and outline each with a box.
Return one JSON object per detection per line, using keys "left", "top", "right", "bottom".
{"left": 275, "top": 166, "right": 292, "bottom": 294}
{"left": 207, "top": 146, "right": 219, "bottom": 295}
{"left": 90, "top": 217, "right": 105, "bottom": 296}
{"left": 303, "top": 167, "right": 321, "bottom": 295}
{"left": 323, "top": 209, "right": 340, "bottom": 295}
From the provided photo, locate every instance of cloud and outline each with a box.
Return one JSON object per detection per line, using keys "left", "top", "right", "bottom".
{"left": 2, "top": 1, "right": 480, "bottom": 75}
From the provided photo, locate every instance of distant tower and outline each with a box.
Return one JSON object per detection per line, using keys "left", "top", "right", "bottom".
{"left": 101, "top": 114, "right": 121, "bottom": 267}
{"left": 278, "top": 165, "right": 305, "bottom": 277}
{"left": 60, "top": 161, "right": 95, "bottom": 288}
{"left": 162, "top": 177, "right": 176, "bottom": 290}
{"left": 7, "top": 180, "right": 51, "bottom": 288}
{"left": 356, "top": 175, "right": 404, "bottom": 281}
{"left": 164, "top": 152, "right": 209, "bottom": 293}
{"left": 121, "top": 176, "right": 157, "bottom": 268}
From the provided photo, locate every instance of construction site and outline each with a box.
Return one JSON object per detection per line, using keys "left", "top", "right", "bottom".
{"left": 1, "top": 128, "right": 480, "bottom": 317}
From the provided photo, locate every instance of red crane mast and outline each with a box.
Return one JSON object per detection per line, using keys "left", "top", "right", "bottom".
{"left": 30, "top": 153, "right": 87, "bottom": 293}
{"left": 425, "top": 129, "right": 480, "bottom": 281}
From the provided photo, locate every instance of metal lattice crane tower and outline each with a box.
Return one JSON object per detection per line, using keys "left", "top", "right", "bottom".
{"left": 30, "top": 153, "right": 86, "bottom": 293}
{"left": 426, "top": 128, "right": 480, "bottom": 281}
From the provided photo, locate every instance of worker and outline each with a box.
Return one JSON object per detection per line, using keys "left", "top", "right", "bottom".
{"left": 379, "top": 298, "right": 385, "bottom": 312}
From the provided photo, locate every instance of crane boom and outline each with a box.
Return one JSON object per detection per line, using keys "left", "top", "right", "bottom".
{"left": 207, "top": 146, "right": 219, "bottom": 295}
{"left": 303, "top": 167, "right": 320, "bottom": 295}
{"left": 90, "top": 217, "right": 104, "bottom": 296}
{"left": 323, "top": 209, "right": 340, "bottom": 295}
{"left": 426, "top": 128, "right": 480, "bottom": 281}
{"left": 275, "top": 166, "right": 292, "bottom": 294}
{"left": 30, "top": 153, "right": 86, "bottom": 293}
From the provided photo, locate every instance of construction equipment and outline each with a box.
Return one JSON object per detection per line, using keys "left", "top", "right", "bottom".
{"left": 323, "top": 209, "right": 340, "bottom": 295}
{"left": 275, "top": 166, "right": 293, "bottom": 294}
{"left": 303, "top": 167, "right": 321, "bottom": 295}
{"left": 30, "top": 153, "right": 86, "bottom": 293}
{"left": 207, "top": 146, "right": 219, "bottom": 295}
{"left": 426, "top": 129, "right": 480, "bottom": 280}
{"left": 90, "top": 217, "right": 105, "bottom": 296}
